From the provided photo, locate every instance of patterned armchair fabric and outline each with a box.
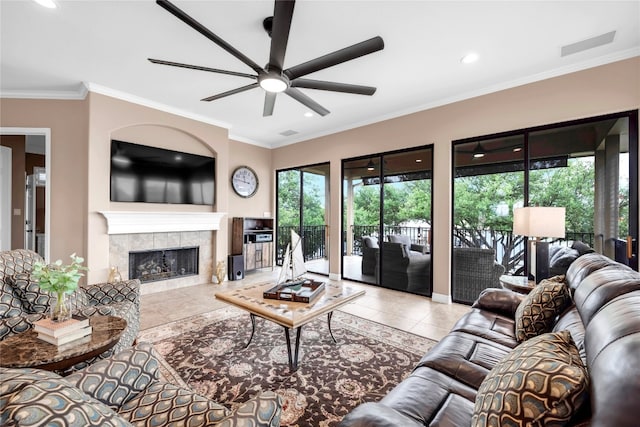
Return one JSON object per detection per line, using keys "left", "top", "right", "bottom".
{"left": 0, "top": 249, "right": 140, "bottom": 363}
{"left": 1, "top": 342, "right": 282, "bottom": 427}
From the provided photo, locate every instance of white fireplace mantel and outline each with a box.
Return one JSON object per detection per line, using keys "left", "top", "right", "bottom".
{"left": 99, "top": 211, "right": 227, "bottom": 234}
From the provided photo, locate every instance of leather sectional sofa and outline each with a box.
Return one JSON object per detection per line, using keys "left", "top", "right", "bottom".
{"left": 340, "top": 252, "right": 640, "bottom": 426}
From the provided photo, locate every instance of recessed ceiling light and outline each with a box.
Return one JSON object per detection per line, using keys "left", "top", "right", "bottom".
{"left": 33, "top": 0, "right": 57, "bottom": 8}
{"left": 304, "top": 112, "right": 313, "bottom": 118}
{"left": 461, "top": 52, "right": 479, "bottom": 64}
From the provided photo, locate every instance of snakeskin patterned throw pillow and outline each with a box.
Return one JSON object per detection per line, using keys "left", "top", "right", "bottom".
{"left": 514, "top": 275, "right": 571, "bottom": 342}
{"left": 472, "top": 330, "right": 588, "bottom": 427}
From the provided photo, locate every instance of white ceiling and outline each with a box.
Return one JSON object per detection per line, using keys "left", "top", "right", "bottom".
{"left": 1, "top": 1, "right": 639, "bottom": 148}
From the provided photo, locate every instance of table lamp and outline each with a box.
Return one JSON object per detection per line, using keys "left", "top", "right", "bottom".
{"left": 513, "top": 206, "right": 566, "bottom": 283}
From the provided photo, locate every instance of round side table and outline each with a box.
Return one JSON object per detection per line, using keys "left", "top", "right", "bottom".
{"left": 0, "top": 315, "right": 127, "bottom": 373}
{"left": 499, "top": 275, "right": 536, "bottom": 294}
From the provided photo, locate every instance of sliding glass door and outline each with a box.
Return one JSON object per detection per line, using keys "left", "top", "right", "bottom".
{"left": 342, "top": 146, "right": 433, "bottom": 296}
{"left": 452, "top": 110, "right": 638, "bottom": 304}
{"left": 276, "top": 163, "right": 330, "bottom": 275}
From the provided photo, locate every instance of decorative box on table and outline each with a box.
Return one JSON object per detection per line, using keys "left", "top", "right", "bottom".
{"left": 264, "top": 279, "right": 326, "bottom": 303}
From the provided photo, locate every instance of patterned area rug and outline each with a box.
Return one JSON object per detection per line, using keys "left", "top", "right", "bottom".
{"left": 138, "top": 307, "right": 437, "bottom": 427}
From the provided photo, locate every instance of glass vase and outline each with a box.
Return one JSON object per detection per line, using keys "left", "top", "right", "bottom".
{"left": 50, "top": 291, "right": 72, "bottom": 323}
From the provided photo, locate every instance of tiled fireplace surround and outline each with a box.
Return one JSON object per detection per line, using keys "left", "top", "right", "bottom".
{"left": 101, "top": 212, "right": 225, "bottom": 295}
{"left": 109, "top": 231, "right": 213, "bottom": 295}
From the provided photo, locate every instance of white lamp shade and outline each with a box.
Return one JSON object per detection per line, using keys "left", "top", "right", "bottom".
{"left": 513, "top": 207, "right": 566, "bottom": 238}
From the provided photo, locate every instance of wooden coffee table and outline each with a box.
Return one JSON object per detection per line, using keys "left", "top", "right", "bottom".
{"left": 0, "top": 315, "right": 127, "bottom": 373}
{"left": 216, "top": 281, "right": 365, "bottom": 371}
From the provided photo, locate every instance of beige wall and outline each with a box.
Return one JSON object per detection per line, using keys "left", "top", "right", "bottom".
{"left": 0, "top": 98, "right": 89, "bottom": 262}
{"left": 226, "top": 140, "right": 273, "bottom": 252}
{"left": 272, "top": 57, "right": 640, "bottom": 299}
{"left": 85, "top": 93, "right": 231, "bottom": 283}
{"left": 0, "top": 94, "right": 271, "bottom": 286}
{"left": 1, "top": 57, "right": 638, "bottom": 298}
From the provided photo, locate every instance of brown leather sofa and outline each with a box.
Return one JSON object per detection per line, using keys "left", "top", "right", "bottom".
{"left": 339, "top": 252, "right": 640, "bottom": 426}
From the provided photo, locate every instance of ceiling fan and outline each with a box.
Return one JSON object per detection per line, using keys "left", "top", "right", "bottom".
{"left": 149, "top": 0, "right": 384, "bottom": 117}
{"left": 456, "top": 142, "right": 523, "bottom": 159}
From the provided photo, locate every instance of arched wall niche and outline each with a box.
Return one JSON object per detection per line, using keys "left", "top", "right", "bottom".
{"left": 104, "top": 123, "right": 221, "bottom": 294}
{"left": 110, "top": 124, "right": 217, "bottom": 157}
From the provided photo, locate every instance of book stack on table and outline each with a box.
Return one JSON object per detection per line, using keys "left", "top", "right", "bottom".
{"left": 33, "top": 315, "right": 92, "bottom": 346}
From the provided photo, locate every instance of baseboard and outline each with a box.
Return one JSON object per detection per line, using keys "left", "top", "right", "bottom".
{"left": 329, "top": 273, "right": 341, "bottom": 281}
{"left": 431, "top": 292, "right": 451, "bottom": 304}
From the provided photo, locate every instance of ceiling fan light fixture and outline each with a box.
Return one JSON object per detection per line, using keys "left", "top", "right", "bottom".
{"left": 473, "top": 152, "right": 485, "bottom": 159}
{"left": 366, "top": 160, "right": 376, "bottom": 171}
{"left": 461, "top": 52, "right": 479, "bottom": 64}
{"left": 33, "top": 0, "right": 57, "bottom": 8}
{"left": 259, "top": 74, "right": 288, "bottom": 93}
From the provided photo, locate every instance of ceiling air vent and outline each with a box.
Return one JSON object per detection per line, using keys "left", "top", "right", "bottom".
{"left": 279, "top": 130, "right": 299, "bottom": 137}
{"left": 561, "top": 31, "right": 616, "bottom": 57}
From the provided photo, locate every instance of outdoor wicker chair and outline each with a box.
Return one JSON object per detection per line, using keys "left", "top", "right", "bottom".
{"left": 452, "top": 247, "right": 504, "bottom": 304}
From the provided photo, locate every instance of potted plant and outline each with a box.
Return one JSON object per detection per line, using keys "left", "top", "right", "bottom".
{"left": 31, "top": 253, "right": 88, "bottom": 322}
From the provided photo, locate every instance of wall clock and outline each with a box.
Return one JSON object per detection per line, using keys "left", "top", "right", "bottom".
{"left": 231, "top": 166, "right": 259, "bottom": 198}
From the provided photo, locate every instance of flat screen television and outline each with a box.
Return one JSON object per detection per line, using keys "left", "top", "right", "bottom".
{"left": 110, "top": 140, "right": 215, "bottom": 205}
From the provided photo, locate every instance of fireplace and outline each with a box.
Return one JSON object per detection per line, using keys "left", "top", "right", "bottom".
{"left": 129, "top": 246, "right": 199, "bottom": 283}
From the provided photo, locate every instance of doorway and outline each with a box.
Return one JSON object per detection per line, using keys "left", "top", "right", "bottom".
{"left": 452, "top": 110, "right": 638, "bottom": 303}
{"left": 276, "top": 163, "right": 330, "bottom": 275}
{"left": 342, "top": 146, "right": 434, "bottom": 296}
{"left": 0, "top": 128, "right": 51, "bottom": 260}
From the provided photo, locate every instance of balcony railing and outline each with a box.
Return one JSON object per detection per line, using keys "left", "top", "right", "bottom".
{"left": 276, "top": 223, "right": 595, "bottom": 272}
{"left": 276, "top": 225, "right": 326, "bottom": 265}
{"left": 348, "top": 225, "right": 594, "bottom": 274}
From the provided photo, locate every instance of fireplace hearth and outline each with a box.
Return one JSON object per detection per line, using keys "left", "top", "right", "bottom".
{"left": 129, "top": 246, "right": 199, "bottom": 283}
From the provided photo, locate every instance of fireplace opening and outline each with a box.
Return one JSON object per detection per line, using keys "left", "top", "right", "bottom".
{"left": 129, "top": 246, "right": 199, "bottom": 283}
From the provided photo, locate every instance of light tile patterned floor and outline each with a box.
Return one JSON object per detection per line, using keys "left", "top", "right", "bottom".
{"left": 140, "top": 269, "right": 471, "bottom": 342}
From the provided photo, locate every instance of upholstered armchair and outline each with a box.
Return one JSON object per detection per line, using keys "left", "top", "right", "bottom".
{"left": 388, "top": 234, "right": 429, "bottom": 254}
{"left": 1, "top": 342, "right": 282, "bottom": 426}
{"left": 361, "top": 236, "right": 379, "bottom": 276}
{"left": 0, "top": 249, "right": 140, "bottom": 362}
{"left": 380, "top": 242, "right": 431, "bottom": 293}
{"left": 452, "top": 247, "right": 505, "bottom": 304}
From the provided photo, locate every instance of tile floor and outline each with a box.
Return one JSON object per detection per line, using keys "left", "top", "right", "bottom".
{"left": 140, "top": 269, "right": 471, "bottom": 342}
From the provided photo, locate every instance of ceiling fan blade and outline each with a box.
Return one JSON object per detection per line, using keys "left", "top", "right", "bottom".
{"left": 156, "top": 0, "right": 264, "bottom": 74}
{"left": 285, "top": 87, "right": 330, "bottom": 116}
{"left": 148, "top": 58, "right": 257, "bottom": 79}
{"left": 201, "top": 82, "right": 259, "bottom": 102}
{"left": 263, "top": 92, "right": 277, "bottom": 116}
{"left": 291, "top": 78, "right": 376, "bottom": 95}
{"left": 269, "top": 0, "right": 296, "bottom": 71}
{"left": 284, "top": 36, "right": 384, "bottom": 80}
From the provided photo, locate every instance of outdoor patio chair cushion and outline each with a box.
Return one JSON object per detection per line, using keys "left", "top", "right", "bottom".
{"left": 361, "top": 236, "right": 379, "bottom": 276}
{"left": 388, "top": 234, "right": 428, "bottom": 254}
